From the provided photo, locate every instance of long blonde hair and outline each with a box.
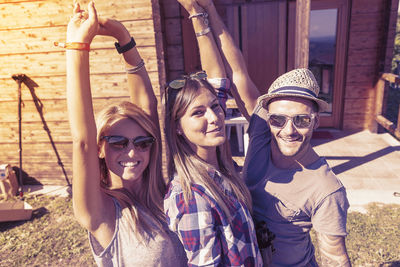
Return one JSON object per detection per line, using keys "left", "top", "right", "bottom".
{"left": 96, "top": 101, "right": 165, "bottom": 239}
{"left": 164, "top": 76, "right": 252, "bottom": 220}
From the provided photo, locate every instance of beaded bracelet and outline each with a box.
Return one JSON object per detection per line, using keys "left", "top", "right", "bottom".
{"left": 189, "top": 12, "right": 209, "bottom": 28}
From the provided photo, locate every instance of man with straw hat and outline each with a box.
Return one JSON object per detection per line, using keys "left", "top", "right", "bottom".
{"left": 193, "top": 0, "right": 351, "bottom": 266}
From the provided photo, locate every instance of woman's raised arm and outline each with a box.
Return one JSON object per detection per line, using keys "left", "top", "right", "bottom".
{"left": 178, "top": 0, "right": 226, "bottom": 80}
{"left": 98, "top": 19, "right": 159, "bottom": 127}
{"left": 197, "top": 0, "right": 260, "bottom": 119}
{"left": 66, "top": 2, "right": 114, "bottom": 239}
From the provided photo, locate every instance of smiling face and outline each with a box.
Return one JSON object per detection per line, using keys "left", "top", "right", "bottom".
{"left": 100, "top": 118, "right": 151, "bottom": 190}
{"left": 178, "top": 87, "right": 226, "bottom": 160}
{"left": 267, "top": 97, "right": 319, "bottom": 161}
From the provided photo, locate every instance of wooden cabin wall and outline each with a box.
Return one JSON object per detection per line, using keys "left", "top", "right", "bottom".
{"left": 159, "top": 0, "right": 185, "bottom": 81}
{"left": 0, "top": 0, "right": 164, "bottom": 185}
{"left": 159, "top": 0, "right": 232, "bottom": 80}
{"left": 343, "top": 0, "right": 398, "bottom": 130}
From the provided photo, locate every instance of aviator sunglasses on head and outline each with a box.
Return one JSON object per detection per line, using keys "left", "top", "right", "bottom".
{"left": 168, "top": 71, "right": 208, "bottom": 90}
{"left": 165, "top": 71, "right": 208, "bottom": 108}
{"left": 266, "top": 113, "right": 316, "bottom": 129}
{"left": 101, "top": 135, "right": 155, "bottom": 151}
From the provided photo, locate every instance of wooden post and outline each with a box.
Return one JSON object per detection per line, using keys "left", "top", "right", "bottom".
{"left": 373, "top": 73, "right": 400, "bottom": 139}
{"left": 11, "top": 74, "right": 26, "bottom": 197}
{"left": 374, "top": 78, "right": 386, "bottom": 117}
{"left": 396, "top": 106, "right": 400, "bottom": 139}
{"left": 373, "top": 75, "right": 389, "bottom": 133}
{"left": 295, "top": 0, "right": 310, "bottom": 69}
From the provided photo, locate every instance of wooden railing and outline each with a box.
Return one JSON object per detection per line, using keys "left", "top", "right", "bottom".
{"left": 375, "top": 73, "right": 400, "bottom": 139}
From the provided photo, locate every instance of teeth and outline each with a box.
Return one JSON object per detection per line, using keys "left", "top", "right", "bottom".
{"left": 281, "top": 137, "right": 300, "bottom": 142}
{"left": 120, "top": 161, "right": 139, "bottom": 167}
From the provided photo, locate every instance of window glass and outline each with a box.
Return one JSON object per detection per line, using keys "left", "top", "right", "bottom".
{"left": 309, "top": 8, "right": 338, "bottom": 114}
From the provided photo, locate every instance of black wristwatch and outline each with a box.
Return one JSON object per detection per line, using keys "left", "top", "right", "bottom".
{"left": 115, "top": 37, "right": 136, "bottom": 54}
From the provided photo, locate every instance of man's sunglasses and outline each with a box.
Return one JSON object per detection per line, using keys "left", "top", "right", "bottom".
{"left": 266, "top": 113, "right": 316, "bottom": 129}
{"left": 101, "top": 135, "right": 155, "bottom": 151}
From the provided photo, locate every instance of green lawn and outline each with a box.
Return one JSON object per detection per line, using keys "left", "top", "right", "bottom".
{"left": 1, "top": 195, "right": 399, "bottom": 266}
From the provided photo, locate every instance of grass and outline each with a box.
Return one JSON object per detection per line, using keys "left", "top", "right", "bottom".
{"left": 345, "top": 203, "right": 400, "bottom": 266}
{"left": 1, "top": 195, "right": 400, "bottom": 266}
{"left": 0, "top": 194, "right": 95, "bottom": 267}
{"left": 311, "top": 203, "right": 400, "bottom": 267}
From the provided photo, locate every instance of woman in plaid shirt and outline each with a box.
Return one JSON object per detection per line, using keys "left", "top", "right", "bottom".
{"left": 163, "top": 0, "right": 263, "bottom": 266}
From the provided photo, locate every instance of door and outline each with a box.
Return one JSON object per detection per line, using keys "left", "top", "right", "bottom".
{"left": 288, "top": 0, "right": 349, "bottom": 128}
{"left": 235, "top": 2, "right": 287, "bottom": 94}
{"left": 180, "top": 0, "right": 349, "bottom": 128}
{"left": 181, "top": 0, "right": 288, "bottom": 95}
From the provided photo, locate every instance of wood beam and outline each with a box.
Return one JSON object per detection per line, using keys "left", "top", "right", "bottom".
{"left": 295, "top": 0, "right": 310, "bottom": 68}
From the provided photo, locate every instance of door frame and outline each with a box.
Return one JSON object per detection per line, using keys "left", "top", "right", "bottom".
{"left": 288, "top": 0, "right": 350, "bottom": 128}
{"left": 180, "top": 0, "right": 350, "bottom": 129}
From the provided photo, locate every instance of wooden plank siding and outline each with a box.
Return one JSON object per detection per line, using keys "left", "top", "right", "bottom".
{"left": 343, "top": 0, "right": 398, "bottom": 130}
{"left": 0, "top": 0, "right": 165, "bottom": 185}
{"left": 159, "top": 0, "right": 185, "bottom": 81}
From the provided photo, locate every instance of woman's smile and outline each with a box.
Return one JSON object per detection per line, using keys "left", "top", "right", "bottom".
{"left": 119, "top": 160, "right": 140, "bottom": 168}
{"left": 206, "top": 125, "right": 223, "bottom": 134}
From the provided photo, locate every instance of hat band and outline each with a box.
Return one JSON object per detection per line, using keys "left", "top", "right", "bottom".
{"left": 270, "top": 86, "right": 318, "bottom": 98}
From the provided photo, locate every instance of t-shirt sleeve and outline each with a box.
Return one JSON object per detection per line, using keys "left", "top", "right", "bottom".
{"left": 311, "top": 187, "right": 349, "bottom": 236}
{"left": 247, "top": 104, "right": 270, "bottom": 139}
{"left": 164, "top": 188, "right": 222, "bottom": 267}
{"left": 243, "top": 105, "right": 271, "bottom": 188}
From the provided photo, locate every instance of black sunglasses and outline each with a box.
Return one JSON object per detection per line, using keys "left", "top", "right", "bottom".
{"left": 101, "top": 135, "right": 155, "bottom": 151}
{"left": 266, "top": 113, "right": 316, "bottom": 129}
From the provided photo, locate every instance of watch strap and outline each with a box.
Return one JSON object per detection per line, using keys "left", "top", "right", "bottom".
{"left": 115, "top": 37, "right": 136, "bottom": 54}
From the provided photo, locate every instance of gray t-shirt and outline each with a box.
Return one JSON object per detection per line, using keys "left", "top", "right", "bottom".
{"left": 243, "top": 106, "right": 349, "bottom": 267}
{"left": 89, "top": 198, "right": 188, "bottom": 267}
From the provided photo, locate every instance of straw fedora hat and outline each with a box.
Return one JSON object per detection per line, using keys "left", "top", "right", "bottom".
{"left": 257, "top": 68, "right": 329, "bottom": 112}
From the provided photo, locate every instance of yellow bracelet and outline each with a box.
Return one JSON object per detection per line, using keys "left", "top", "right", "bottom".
{"left": 54, "top": 42, "right": 90, "bottom": 51}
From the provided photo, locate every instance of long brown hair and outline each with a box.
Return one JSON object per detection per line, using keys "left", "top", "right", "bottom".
{"left": 164, "top": 75, "right": 252, "bottom": 220}
{"left": 96, "top": 101, "right": 165, "bottom": 239}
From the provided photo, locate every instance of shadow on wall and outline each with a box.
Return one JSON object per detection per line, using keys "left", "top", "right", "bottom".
{"left": 11, "top": 74, "right": 70, "bottom": 187}
{"left": 12, "top": 166, "right": 42, "bottom": 186}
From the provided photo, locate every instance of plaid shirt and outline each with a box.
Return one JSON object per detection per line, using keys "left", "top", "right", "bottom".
{"left": 164, "top": 171, "right": 263, "bottom": 267}
{"left": 207, "top": 77, "right": 230, "bottom": 112}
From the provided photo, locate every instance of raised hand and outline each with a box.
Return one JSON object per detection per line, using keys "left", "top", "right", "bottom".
{"left": 195, "top": 0, "right": 213, "bottom": 10}
{"left": 97, "top": 18, "right": 130, "bottom": 43}
{"left": 67, "top": 1, "right": 99, "bottom": 44}
{"left": 178, "top": 0, "right": 206, "bottom": 15}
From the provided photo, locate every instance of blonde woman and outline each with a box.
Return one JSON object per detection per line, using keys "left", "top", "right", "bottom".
{"left": 162, "top": 0, "right": 262, "bottom": 265}
{"left": 66, "top": 2, "right": 187, "bottom": 266}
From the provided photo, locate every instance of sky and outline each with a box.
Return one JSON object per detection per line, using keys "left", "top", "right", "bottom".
{"left": 309, "top": 9, "right": 338, "bottom": 38}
